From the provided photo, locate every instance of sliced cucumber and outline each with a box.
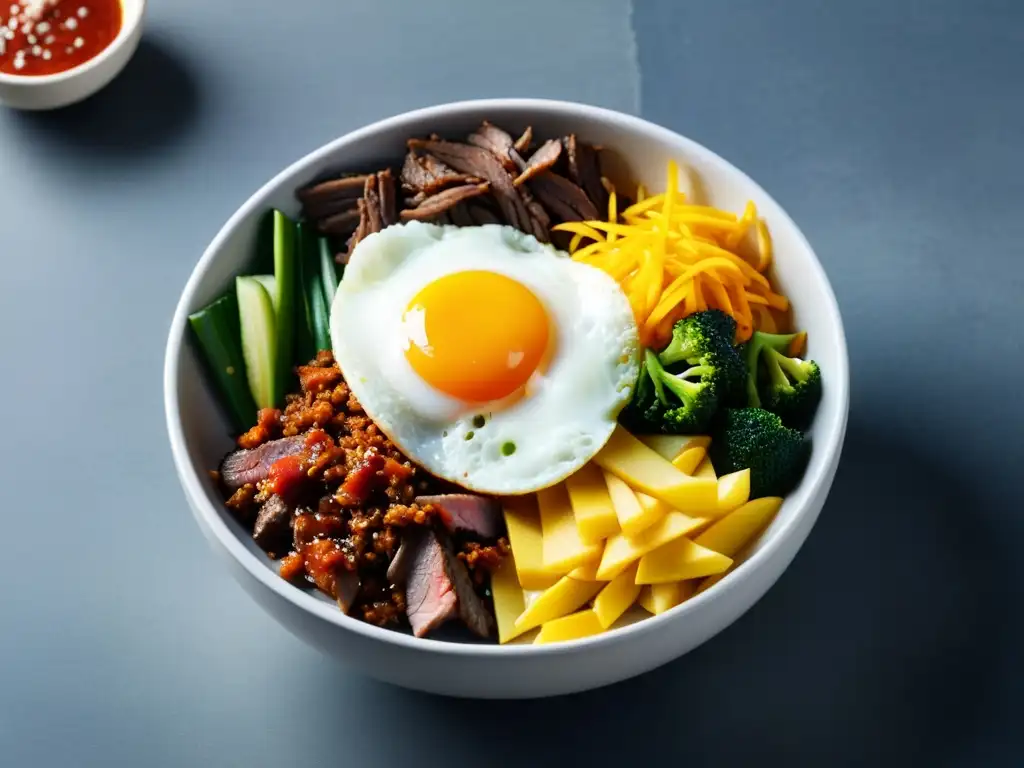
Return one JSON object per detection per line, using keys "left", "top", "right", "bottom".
{"left": 295, "top": 223, "right": 319, "bottom": 363}
{"left": 251, "top": 275, "right": 278, "bottom": 315}
{"left": 273, "top": 211, "right": 298, "bottom": 399}
{"left": 188, "top": 292, "right": 258, "bottom": 432}
{"left": 236, "top": 276, "right": 277, "bottom": 409}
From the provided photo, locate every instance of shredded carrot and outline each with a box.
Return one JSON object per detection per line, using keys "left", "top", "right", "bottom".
{"left": 554, "top": 160, "right": 792, "bottom": 345}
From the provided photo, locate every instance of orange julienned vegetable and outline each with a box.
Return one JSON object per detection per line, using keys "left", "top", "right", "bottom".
{"left": 554, "top": 161, "right": 791, "bottom": 347}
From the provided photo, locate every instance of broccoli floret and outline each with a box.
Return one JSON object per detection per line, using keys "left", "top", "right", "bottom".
{"left": 658, "top": 310, "right": 747, "bottom": 406}
{"left": 622, "top": 350, "right": 719, "bottom": 434}
{"left": 709, "top": 408, "right": 811, "bottom": 498}
{"left": 743, "top": 331, "right": 823, "bottom": 429}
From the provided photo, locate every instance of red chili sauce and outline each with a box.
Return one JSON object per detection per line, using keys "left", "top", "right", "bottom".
{"left": 0, "top": 0, "right": 122, "bottom": 77}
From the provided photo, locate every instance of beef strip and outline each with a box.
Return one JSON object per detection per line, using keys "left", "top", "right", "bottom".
{"left": 303, "top": 195, "right": 360, "bottom": 221}
{"left": 317, "top": 207, "right": 362, "bottom": 235}
{"left": 415, "top": 494, "right": 503, "bottom": 540}
{"left": 377, "top": 169, "right": 397, "bottom": 227}
{"left": 564, "top": 135, "right": 608, "bottom": 214}
{"left": 252, "top": 494, "right": 293, "bottom": 555}
{"left": 342, "top": 199, "right": 371, "bottom": 262}
{"left": 466, "top": 121, "right": 518, "bottom": 171}
{"left": 513, "top": 139, "right": 563, "bottom": 187}
{"left": 363, "top": 174, "right": 384, "bottom": 234}
{"left": 513, "top": 125, "right": 533, "bottom": 155}
{"left": 336, "top": 571, "right": 360, "bottom": 614}
{"left": 409, "top": 139, "right": 529, "bottom": 231}
{"left": 448, "top": 204, "right": 474, "bottom": 227}
{"left": 387, "top": 540, "right": 411, "bottom": 585}
{"left": 466, "top": 202, "right": 501, "bottom": 226}
{"left": 517, "top": 183, "right": 552, "bottom": 242}
{"left": 527, "top": 171, "right": 600, "bottom": 223}
{"left": 400, "top": 150, "right": 480, "bottom": 195}
{"left": 220, "top": 436, "right": 305, "bottom": 490}
{"left": 296, "top": 174, "right": 370, "bottom": 205}
{"left": 400, "top": 182, "right": 491, "bottom": 222}
{"left": 404, "top": 528, "right": 493, "bottom": 638}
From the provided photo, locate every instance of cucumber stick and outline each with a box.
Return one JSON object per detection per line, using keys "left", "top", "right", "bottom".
{"left": 295, "top": 223, "right": 319, "bottom": 364}
{"left": 236, "top": 276, "right": 277, "bottom": 409}
{"left": 299, "top": 224, "right": 332, "bottom": 353}
{"left": 319, "top": 237, "right": 340, "bottom": 307}
{"left": 251, "top": 275, "right": 278, "bottom": 314}
{"left": 272, "top": 211, "right": 298, "bottom": 400}
{"left": 188, "top": 292, "right": 258, "bottom": 432}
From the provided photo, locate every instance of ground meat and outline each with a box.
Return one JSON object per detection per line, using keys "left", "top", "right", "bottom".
{"left": 236, "top": 407, "right": 282, "bottom": 449}
{"left": 383, "top": 503, "right": 438, "bottom": 527}
{"left": 225, "top": 483, "right": 257, "bottom": 516}
{"left": 220, "top": 350, "right": 506, "bottom": 634}
{"left": 459, "top": 538, "right": 511, "bottom": 584}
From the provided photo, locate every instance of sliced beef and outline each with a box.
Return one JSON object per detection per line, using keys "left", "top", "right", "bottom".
{"left": 467, "top": 121, "right": 518, "bottom": 171}
{"left": 513, "top": 125, "right": 533, "bottom": 155}
{"left": 517, "top": 183, "right": 552, "bottom": 243}
{"left": 252, "top": 494, "right": 293, "bottom": 555}
{"left": 404, "top": 528, "right": 458, "bottom": 637}
{"left": 377, "top": 169, "right": 397, "bottom": 227}
{"left": 466, "top": 202, "right": 501, "bottom": 226}
{"left": 404, "top": 529, "right": 494, "bottom": 638}
{"left": 363, "top": 174, "right": 384, "bottom": 234}
{"left": 448, "top": 204, "right": 474, "bottom": 227}
{"left": 565, "top": 135, "right": 608, "bottom": 214}
{"left": 415, "top": 494, "right": 503, "bottom": 540}
{"left": 400, "top": 183, "right": 491, "bottom": 221}
{"left": 408, "top": 138, "right": 529, "bottom": 232}
{"left": 220, "top": 435, "right": 305, "bottom": 490}
{"left": 342, "top": 199, "right": 371, "bottom": 262}
{"left": 400, "top": 150, "right": 480, "bottom": 195}
{"left": 387, "top": 540, "right": 411, "bottom": 585}
{"left": 304, "top": 195, "right": 359, "bottom": 222}
{"left": 336, "top": 570, "right": 360, "bottom": 614}
{"left": 297, "top": 174, "right": 370, "bottom": 205}
{"left": 317, "top": 207, "right": 362, "bottom": 235}
{"left": 527, "top": 171, "right": 600, "bottom": 223}
{"left": 513, "top": 139, "right": 563, "bottom": 187}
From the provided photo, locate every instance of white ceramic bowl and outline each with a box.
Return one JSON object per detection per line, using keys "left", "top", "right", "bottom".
{"left": 164, "top": 99, "right": 849, "bottom": 699}
{"left": 0, "top": 0, "right": 145, "bottom": 110}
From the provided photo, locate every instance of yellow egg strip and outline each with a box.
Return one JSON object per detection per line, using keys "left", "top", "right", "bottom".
{"left": 553, "top": 160, "right": 792, "bottom": 342}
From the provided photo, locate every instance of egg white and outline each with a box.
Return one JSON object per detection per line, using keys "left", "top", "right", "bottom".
{"left": 330, "top": 222, "right": 639, "bottom": 495}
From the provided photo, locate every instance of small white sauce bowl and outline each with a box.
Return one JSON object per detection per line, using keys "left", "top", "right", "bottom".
{"left": 165, "top": 99, "right": 850, "bottom": 699}
{"left": 0, "top": 0, "right": 145, "bottom": 110}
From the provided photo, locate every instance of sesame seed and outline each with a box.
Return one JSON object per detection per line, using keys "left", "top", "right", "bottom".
{"left": 31, "top": 43, "right": 39, "bottom": 54}
{"left": 77, "top": 6, "right": 87, "bottom": 18}
{"left": 13, "top": 55, "right": 23, "bottom": 69}
{"left": 8, "top": 3, "right": 17, "bottom": 14}
{"left": 34, "top": 19, "right": 47, "bottom": 33}
{"left": 41, "top": 47, "right": 49, "bottom": 59}
{"left": 26, "top": 32, "right": 34, "bottom": 42}
{"left": 64, "top": 16, "right": 76, "bottom": 30}
{"left": 43, "top": 33, "right": 52, "bottom": 43}
{"left": 73, "top": 35, "right": 82, "bottom": 48}
{"left": 8, "top": 17, "right": 18, "bottom": 29}
{"left": 0, "top": 38, "right": 5, "bottom": 55}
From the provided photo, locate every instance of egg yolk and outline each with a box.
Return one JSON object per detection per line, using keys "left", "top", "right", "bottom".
{"left": 403, "top": 270, "right": 551, "bottom": 403}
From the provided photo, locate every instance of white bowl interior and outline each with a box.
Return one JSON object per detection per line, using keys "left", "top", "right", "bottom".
{"left": 168, "top": 100, "right": 848, "bottom": 651}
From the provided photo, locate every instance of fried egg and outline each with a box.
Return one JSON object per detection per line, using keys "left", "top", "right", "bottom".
{"left": 330, "top": 222, "right": 639, "bottom": 494}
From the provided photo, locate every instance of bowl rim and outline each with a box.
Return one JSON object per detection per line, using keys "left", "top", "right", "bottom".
{"left": 164, "top": 97, "right": 850, "bottom": 658}
{"left": 0, "top": 0, "right": 146, "bottom": 86}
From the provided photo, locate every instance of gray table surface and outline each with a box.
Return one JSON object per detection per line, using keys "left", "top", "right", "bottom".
{"left": 1, "top": 1, "right": 1021, "bottom": 765}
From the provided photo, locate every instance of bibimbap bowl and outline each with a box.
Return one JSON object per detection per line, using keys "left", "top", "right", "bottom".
{"left": 164, "top": 99, "right": 849, "bottom": 699}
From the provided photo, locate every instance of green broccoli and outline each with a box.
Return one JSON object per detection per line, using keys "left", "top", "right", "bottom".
{"left": 623, "top": 349, "right": 720, "bottom": 434}
{"left": 743, "top": 331, "right": 822, "bottom": 429}
{"left": 658, "top": 309, "right": 747, "bottom": 407}
{"left": 709, "top": 407, "right": 811, "bottom": 498}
